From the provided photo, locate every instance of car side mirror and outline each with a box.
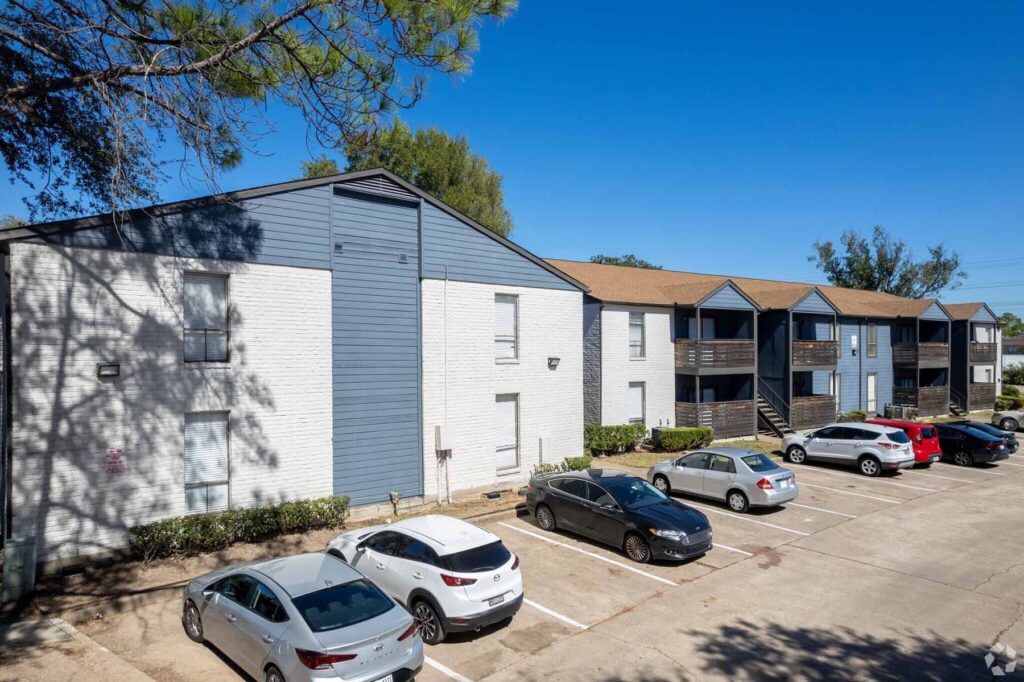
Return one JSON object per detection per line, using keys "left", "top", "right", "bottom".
{"left": 355, "top": 543, "right": 367, "bottom": 553}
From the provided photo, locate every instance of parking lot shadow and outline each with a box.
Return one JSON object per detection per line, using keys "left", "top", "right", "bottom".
{"left": 687, "top": 618, "right": 990, "bottom": 681}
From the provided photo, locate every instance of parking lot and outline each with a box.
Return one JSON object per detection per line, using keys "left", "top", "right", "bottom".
{"left": 58, "top": 453, "right": 1024, "bottom": 681}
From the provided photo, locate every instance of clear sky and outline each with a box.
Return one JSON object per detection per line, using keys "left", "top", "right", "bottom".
{"left": 3, "top": 2, "right": 1022, "bottom": 310}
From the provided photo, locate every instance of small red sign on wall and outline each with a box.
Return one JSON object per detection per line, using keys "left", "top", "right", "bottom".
{"left": 105, "top": 448, "right": 126, "bottom": 475}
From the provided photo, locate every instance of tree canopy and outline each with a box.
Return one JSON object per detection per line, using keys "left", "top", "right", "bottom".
{"left": 341, "top": 119, "right": 513, "bottom": 236}
{"left": 589, "top": 254, "right": 663, "bottom": 269}
{"left": 300, "top": 156, "right": 341, "bottom": 179}
{"left": 808, "top": 226, "right": 964, "bottom": 299}
{"left": 998, "top": 312, "right": 1024, "bottom": 337}
{"left": 1, "top": 0, "right": 515, "bottom": 220}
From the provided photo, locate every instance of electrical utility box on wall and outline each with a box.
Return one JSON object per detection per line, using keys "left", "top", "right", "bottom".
{"left": 1, "top": 536, "right": 37, "bottom": 603}
{"left": 435, "top": 424, "right": 453, "bottom": 454}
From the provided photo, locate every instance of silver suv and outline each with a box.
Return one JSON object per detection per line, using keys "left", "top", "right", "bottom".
{"left": 781, "top": 422, "right": 915, "bottom": 476}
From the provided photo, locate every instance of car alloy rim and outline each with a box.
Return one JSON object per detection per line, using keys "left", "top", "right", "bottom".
{"left": 415, "top": 604, "right": 438, "bottom": 641}
{"left": 1004, "top": 420, "right": 1017, "bottom": 431}
{"left": 538, "top": 508, "right": 553, "bottom": 529}
{"left": 729, "top": 494, "right": 744, "bottom": 511}
{"left": 185, "top": 605, "right": 201, "bottom": 638}
{"left": 654, "top": 477, "right": 668, "bottom": 492}
{"left": 862, "top": 460, "right": 877, "bottom": 475}
{"left": 267, "top": 670, "right": 283, "bottom": 682}
{"left": 626, "top": 535, "right": 648, "bottom": 561}
{"left": 955, "top": 452, "right": 971, "bottom": 466}
{"left": 791, "top": 449, "right": 805, "bottom": 462}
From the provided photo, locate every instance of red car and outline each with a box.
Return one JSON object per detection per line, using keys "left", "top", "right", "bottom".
{"left": 866, "top": 419, "right": 942, "bottom": 467}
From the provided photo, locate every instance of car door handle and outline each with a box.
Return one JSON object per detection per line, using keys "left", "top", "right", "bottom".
{"left": 376, "top": 563, "right": 386, "bottom": 570}
{"left": 226, "top": 614, "right": 237, "bottom": 623}
{"left": 412, "top": 572, "right": 424, "bottom": 580}
{"left": 262, "top": 634, "right": 275, "bottom": 644}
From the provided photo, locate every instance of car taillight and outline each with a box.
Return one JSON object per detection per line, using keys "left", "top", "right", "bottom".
{"left": 985, "top": 441, "right": 995, "bottom": 449}
{"left": 527, "top": 482, "right": 534, "bottom": 492}
{"left": 756, "top": 477, "right": 774, "bottom": 490}
{"left": 398, "top": 620, "right": 418, "bottom": 641}
{"left": 511, "top": 554, "right": 520, "bottom": 571}
{"left": 296, "top": 649, "right": 357, "bottom": 670}
{"left": 441, "top": 574, "right": 477, "bottom": 587}
{"left": 878, "top": 441, "right": 895, "bottom": 449}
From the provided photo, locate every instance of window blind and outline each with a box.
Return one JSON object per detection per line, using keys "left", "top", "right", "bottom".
{"left": 185, "top": 413, "right": 229, "bottom": 513}
{"left": 495, "top": 394, "right": 519, "bottom": 469}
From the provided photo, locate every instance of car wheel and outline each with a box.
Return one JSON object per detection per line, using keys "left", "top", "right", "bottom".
{"left": 413, "top": 599, "right": 446, "bottom": 645}
{"left": 858, "top": 456, "right": 881, "bottom": 477}
{"left": 265, "top": 665, "right": 285, "bottom": 682}
{"left": 727, "top": 490, "right": 750, "bottom": 513}
{"left": 652, "top": 475, "right": 671, "bottom": 494}
{"left": 1001, "top": 418, "right": 1019, "bottom": 432}
{"left": 623, "top": 532, "right": 652, "bottom": 564}
{"left": 535, "top": 504, "right": 557, "bottom": 532}
{"left": 786, "top": 446, "right": 807, "bottom": 464}
{"left": 953, "top": 450, "right": 974, "bottom": 467}
{"left": 182, "top": 600, "right": 204, "bottom": 643}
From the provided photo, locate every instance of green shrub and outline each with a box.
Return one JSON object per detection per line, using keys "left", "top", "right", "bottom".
{"left": 655, "top": 427, "right": 714, "bottom": 452}
{"left": 585, "top": 423, "right": 646, "bottom": 454}
{"left": 1004, "top": 364, "right": 1024, "bottom": 386}
{"left": 128, "top": 495, "right": 349, "bottom": 561}
{"left": 838, "top": 410, "right": 868, "bottom": 422}
{"left": 1004, "top": 385, "right": 1020, "bottom": 398}
{"left": 996, "top": 395, "right": 1023, "bottom": 411}
{"left": 532, "top": 455, "right": 593, "bottom": 477}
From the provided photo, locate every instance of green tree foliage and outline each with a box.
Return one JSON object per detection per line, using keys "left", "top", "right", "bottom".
{"left": 0, "top": 215, "right": 27, "bottom": 230}
{"left": 809, "top": 226, "right": 964, "bottom": 298}
{"left": 589, "top": 254, "right": 663, "bottom": 269}
{"left": 300, "top": 156, "right": 341, "bottom": 179}
{"left": 998, "top": 312, "right": 1024, "bottom": 337}
{"left": 0, "top": 0, "right": 516, "bottom": 219}
{"left": 344, "top": 119, "right": 513, "bottom": 237}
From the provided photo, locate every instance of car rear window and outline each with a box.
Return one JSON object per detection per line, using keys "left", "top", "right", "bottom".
{"left": 883, "top": 430, "right": 911, "bottom": 444}
{"left": 292, "top": 579, "right": 393, "bottom": 633}
{"left": 740, "top": 454, "right": 780, "bottom": 472}
{"left": 920, "top": 427, "right": 937, "bottom": 439}
{"left": 441, "top": 541, "right": 512, "bottom": 573}
{"left": 965, "top": 427, "right": 999, "bottom": 441}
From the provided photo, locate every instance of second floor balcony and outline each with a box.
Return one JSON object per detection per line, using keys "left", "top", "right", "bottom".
{"left": 675, "top": 339, "right": 756, "bottom": 374}
{"left": 892, "top": 342, "right": 949, "bottom": 368}
{"left": 791, "top": 339, "right": 838, "bottom": 368}
{"left": 970, "top": 342, "right": 996, "bottom": 364}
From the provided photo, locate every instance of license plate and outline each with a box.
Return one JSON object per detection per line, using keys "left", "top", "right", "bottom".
{"left": 779, "top": 478, "right": 791, "bottom": 488}
{"left": 930, "top": 455, "right": 940, "bottom": 462}
{"left": 373, "top": 676, "right": 393, "bottom": 682}
{"left": 488, "top": 594, "right": 505, "bottom": 607}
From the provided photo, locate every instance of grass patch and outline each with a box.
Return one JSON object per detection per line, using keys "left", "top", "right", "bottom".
{"left": 928, "top": 411, "right": 994, "bottom": 424}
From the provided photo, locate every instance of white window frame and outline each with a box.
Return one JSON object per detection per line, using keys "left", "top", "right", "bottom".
{"left": 184, "top": 272, "right": 230, "bottom": 363}
{"left": 866, "top": 372, "right": 878, "bottom": 414}
{"left": 866, "top": 322, "right": 878, "bottom": 358}
{"left": 628, "top": 382, "right": 646, "bottom": 425}
{"left": 184, "top": 411, "right": 231, "bottom": 514}
{"left": 494, "top": 294, "right": 519, "bottom": 362}
{"left": 495, "top": 394, "right": 520, "bottom": 471}
{"left": 629, "top": 312, "right": 646, "bottom": 359}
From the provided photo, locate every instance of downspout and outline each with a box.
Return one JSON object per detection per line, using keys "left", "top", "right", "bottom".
{"left": 1, "top": 243, "right": 10, "bottom": 546}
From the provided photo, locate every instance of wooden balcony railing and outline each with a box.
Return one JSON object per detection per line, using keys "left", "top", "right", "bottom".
{"left": 893, "top": 386, "right": 949, "bottom": 416}
{"left": 791, "top": 395, "right": 837, "bottom": 430}
{"left": 968, "top": 382, "right": 997, "bottom": 411}
{"left": 792, "top": 340, "right": 838, "bottom": 368}
{"left": 970, "top": 342, "right": 996, "bottom": 364}
{"left": 676, "top": 400, "right": 756, "bottom": 439}
{"left": 675, "top": 339, "right": 755, "bottom": 371}
{"left": 892, "top": 342, "right": 948, "bottom": 367}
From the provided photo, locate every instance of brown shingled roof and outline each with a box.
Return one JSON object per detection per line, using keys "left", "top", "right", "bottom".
{"left": 546, "top": 259, "right": 950, "bottom": 319}
{"left": 943, "top": 302, "right": 985, "bottom": 321}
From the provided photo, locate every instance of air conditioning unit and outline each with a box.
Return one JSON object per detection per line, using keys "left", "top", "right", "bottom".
{"left": 885, "top": 404, "right": 909, "bottom": 419}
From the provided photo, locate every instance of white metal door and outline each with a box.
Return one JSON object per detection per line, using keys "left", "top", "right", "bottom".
{"left": 495, "top": 394, "right": 519, "bottom": 470}
{"left": 866, "top": 373, "right": 877, "bottom": 414}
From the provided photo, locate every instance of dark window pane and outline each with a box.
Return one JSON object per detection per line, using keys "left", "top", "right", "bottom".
{"left": 557, "top": 479, "right": 587, "bottom": 499}
{"left": 708, "top": 455, "right": 734, "bottom": 473}
{"left": 217, "top": 575, "right": 256, "bottom": 606}
{"left": 584, "top": 483, "right": 614, "bottom": 505}
{"left": 921, "top": 428, "right": 937, "bottom": 439}
{"left": 292, "top": 580, "right": 394, "bottom": 633}
{"left": 677, "top": 452, "right": 707, "bottom": 468}
{"left": 741, "top": 454, "right": 780, "bottom": 472}
{"left": 886, "top": 430, "right": 911, "bottom": 443}
{"left": 252, "top": 582, "right": 287, "bottom": 622}
{"left": 441, "top": 541, "right": 512, "bottom": 573}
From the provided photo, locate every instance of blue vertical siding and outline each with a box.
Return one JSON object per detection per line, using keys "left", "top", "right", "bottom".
{"left": 331, "top": 191, "right": 422, "bottom": 505}
{"left": 700, "top": 283, "right": 755, "bottom": 310}
{"left": 837, "top": 318, "right": 893, "bottom": 414}
{"left": 421, "top": 204, "right": 576, "bottom": 290}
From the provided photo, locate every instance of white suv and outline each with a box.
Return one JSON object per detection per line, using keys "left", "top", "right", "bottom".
{"left": 326, "top": 515, "right": 523, "bottom": 644}
{"left": 781, "top": 422, "right": 915, "bottom": 476}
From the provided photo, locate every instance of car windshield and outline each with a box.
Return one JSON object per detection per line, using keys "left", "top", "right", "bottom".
{"left": 292, "top": 579, "right": 393, "bottom": 633}
{"left": 740, "top": 453, "right": 779, "bottom": 472}
{"left": 602, "top": 477, "right": 668, "bottom": 510}
{"left": 885, "top": 430, "right": 911, "bottom": 444}
{"left": 441, "top": 541, "right": 512, "bottom": 573}
{"left": 920, "top": 427, "right": 937, "bottom": 439}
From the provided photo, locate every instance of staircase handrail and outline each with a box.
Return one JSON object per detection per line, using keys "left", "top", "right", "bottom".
{"left": 757, "top": 377, "right": 790, "bottom": 424}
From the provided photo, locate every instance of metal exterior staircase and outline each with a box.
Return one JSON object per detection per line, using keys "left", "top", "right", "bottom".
{"left": 757, "top": 378, "right": 793, "bottom": 436}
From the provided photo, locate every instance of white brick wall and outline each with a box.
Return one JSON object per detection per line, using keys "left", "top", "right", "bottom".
{"left": 600, "top": 305, "right": 676, "bottom": 428}
{"left": 421, "top": 280, "right": 583, "bottom": 498}
{"left": 9, "top": 243, "right": 332, "bottom": 561}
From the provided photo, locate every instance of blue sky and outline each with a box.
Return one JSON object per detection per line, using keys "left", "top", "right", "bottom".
{"left": 3, "top": 2, "right": 1022, "bottom": 310}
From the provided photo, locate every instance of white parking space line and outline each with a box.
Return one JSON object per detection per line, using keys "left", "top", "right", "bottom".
{"left": 682, "top": 501, "right": 811, "bottom": 536}
{"left": 524, "top": 598, "right": 588, "bottom": 630}
{"left": 936, "top": 464, "right": 1006, "bottom": 476}
{"left": 425, "top": 656, "right": 474, "bottom": 682}
{"left": 496, "top": 522, "right": 678, "bottom": 587}
{"left": 713, "top": 542, "right": 754, "bottom": 557}
{"left": 786, "top": 502, "right": 856, "bottom": 518}
{"left": 904, "top": 470, "right": 974, "bottom": 484}
{"left": 798, "top": 482, "right": 901, "bottom": 504}
{"left": 794, "top": 466, "right": 938, "bottom": 492}
{"left": 997, "top": 460, "right": 1024, "bottom": 468}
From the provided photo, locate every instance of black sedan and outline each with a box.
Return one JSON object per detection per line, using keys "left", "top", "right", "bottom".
{"left": 525, "top": 469, "right": 711, "bottom": 564}
{"left": 934, "top": 423, "right": 1010, "bottom": 466}
{"left": 947, "top": 420, "right": 1019, "bottom": 453}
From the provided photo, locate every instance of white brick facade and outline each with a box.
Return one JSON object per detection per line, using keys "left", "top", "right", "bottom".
{"left": 599, "top": 305, "right": 676, "bottom": 428}
{"left": 8, "top": 243, "right": 332, "bottom": 561}
{"left": 421, "top": 280, "right": 583, "bottom": 498}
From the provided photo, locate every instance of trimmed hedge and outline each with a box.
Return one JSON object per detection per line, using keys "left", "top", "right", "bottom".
{"left": 655, "top": 427, "right": 714, "bottom": 452}
{"left": 838, "top": 410, "right": 868, "bottom": 422}
{"left": 128, "top": 495, "right": 349, "bottom": 561}
{"left": 1004, "top": 385, "right": 1020, "bottom": 398}
{"left": 584, "top": 423, "right": 646, "bottom": 454}
{"left": 532, "top": 455, "right": 594, "bottom": 477}
{"left": 1004, "top": 364, "right": 1024, "bottom": 386}
{"left": 996, "top": 395, "right": 1023, "bottom": 411}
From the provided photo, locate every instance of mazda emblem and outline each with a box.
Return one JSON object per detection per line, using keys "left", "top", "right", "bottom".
{"left": 493, "top": 574, "right": 501, "bottom": 582}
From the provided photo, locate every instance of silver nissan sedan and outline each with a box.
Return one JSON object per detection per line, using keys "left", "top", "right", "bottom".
{"left": 181, "top": 552, "right": 423, "bottom": 682}
{"left": 646, "top": 447, "right": 798, "bottom": 512}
